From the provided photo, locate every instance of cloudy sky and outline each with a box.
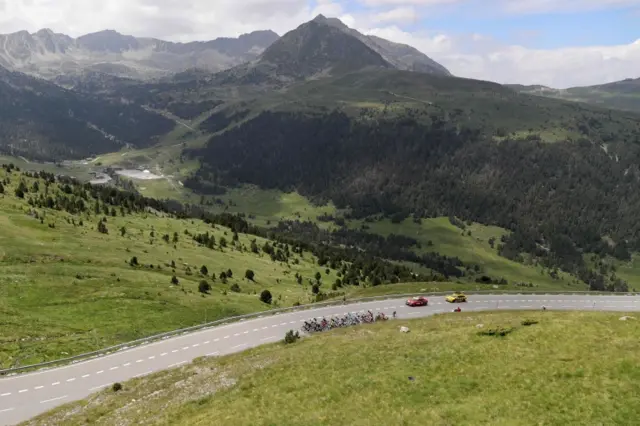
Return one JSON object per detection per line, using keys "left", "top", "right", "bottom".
{"left": 0, "top": 0, "right": 638, "bottom": 88}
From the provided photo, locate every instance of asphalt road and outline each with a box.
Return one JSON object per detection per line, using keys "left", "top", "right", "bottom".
{"left": 3, "top": 293, "right": 640, "bottom": 425}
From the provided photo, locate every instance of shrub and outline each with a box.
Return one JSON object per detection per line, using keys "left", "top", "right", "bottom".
{"left": 171, "top": 275, "right": 179, "bottom": 285}
{"left": 129, "top": 256, "right": 138, "bottom": 266}
{"left": 198, "top": 280, "right": 211, "bottom": 294}
{"left": 521, "top": 319, "right": 539, "bottom": 326}
{"left": 260, "top": 289, "right": 273, "bottom": 304}
{"left": 200, "top": 265, "right": 208, "bottom": 276}
{"left": 245, "top": 269, "right": 255, "bottom": 281}
{"left": 230, "top": 283, "right": 241, "bottom": 293}
{"left": 112, "top": 382, "right": 123, "bottom": 392}
{"left": 284, "top": 330, "right": 300, "bottom": 344}
{"left": 478, "top": 326, "right": 515, "bottom": 337}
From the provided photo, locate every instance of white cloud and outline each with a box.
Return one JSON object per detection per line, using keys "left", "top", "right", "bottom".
{"left": 359, "top": 0, "right": 460, "bottom": 6}
{"left": 501, "top": 0, "right": 640, "bottom": 14}
{"left": 371, "top": 7, "right": 419, "bottom": 24}
{"left": 0, "top": 0, "right": 316, "bottom": 40}
{"left": 358, "top": 23, "right": 640, "bottom": 87}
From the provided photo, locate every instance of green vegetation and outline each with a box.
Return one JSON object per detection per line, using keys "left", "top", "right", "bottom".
{"left": 511, "top": 78, "right": 640, "bottom": 114}
{"left": 28, "top": 311, "right": 640, "bottom": 425}
{"left": 0, "top": 168, "right": 349, "bottom": 368}
{"left": 0, "top": 65, "right": 174, "bottom": 160}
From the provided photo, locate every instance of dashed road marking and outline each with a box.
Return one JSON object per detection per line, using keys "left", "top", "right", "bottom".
{"left": 82, "top": 374, "right": 90, "bottom": 378}
{"left": 149, "top": 355, "right": 156, "bottom": 359}
{"left": 271, "top": 325, "right": 278, "bottom": 328}
{"left": 1, "top": 392, "right": 12, "bottom": 397}
{"left": 233, "top": 333, "right": 240, "bottom": 337}
{"left": 18, "top": 389, "right": 28, "bottom": 393}
{"left": 243, "top": 331, "right": 249, "bottom": 335}
{"left": 224, "top": 336, "right": 230, "bottom": 339}
{"left": 204, "top": 341, "right": 210, "bottom": 344}
{"left": 52, "top": 382, "right": 60, "bottom": 386}
{"left": 160, "top": 353, "right": 168, "bottom": 356}
{"left": 41, "top": 395, "right": 67, "bottom": 404}
{"left": 96, "top": 370, "right": 104, "bottom": 375}
{"left": 34, "top": 386, "right": 44, "bottom": 390}
{"left": 253, "top": 328, "right": 259, "bottom": 332}
{"left": 0, "top": 408, "right": 15, "bottom": 413}
{"left": 213, "top": 338, "right": 220, "bottom": 342}
{"left": 182, "top": 346, "right": 189, "bottom": 350}
{"left": 123, "top": 363, "right": 131, "bottom": 367}
{"left": 262, "top": 326, "right": 268, "bottom": 330}
{"left": 66, "top": 378, "right": 76, "bottom": 382}
{"left": 109, "top": 367, "right": 118, "bottom": 371}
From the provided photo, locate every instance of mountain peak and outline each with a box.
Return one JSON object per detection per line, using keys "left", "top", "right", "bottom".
{"left": 312, "top": 14, "right": 328, "bottom": 22}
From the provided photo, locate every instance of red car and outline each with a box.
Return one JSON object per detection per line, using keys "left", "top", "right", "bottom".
{"left": 406, "top": 296, "right": 429, "bottom": 307}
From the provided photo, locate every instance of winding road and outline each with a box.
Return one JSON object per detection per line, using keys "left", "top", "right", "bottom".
{"left": 2, "top": 293, "right": 640, "bottom": 425}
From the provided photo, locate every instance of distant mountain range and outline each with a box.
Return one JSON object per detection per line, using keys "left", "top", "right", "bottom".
{"left": 0, "top": 28, "right": 280, "bottom": 79}
{"left": 0, "top": 16, "right": 450, "bottom": 81}
{"left": 508, "top": 78, "right": 640, "bottom": 113}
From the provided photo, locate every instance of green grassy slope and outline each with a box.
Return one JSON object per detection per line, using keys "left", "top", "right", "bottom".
{"left": 0, "top": 171, "right": 341, "bottom": 368}
{"left": 247, "top": 69, "right": 640, "bottom": 144}
{"left": 28, "top": 311, "right": 640, "bottom": 426}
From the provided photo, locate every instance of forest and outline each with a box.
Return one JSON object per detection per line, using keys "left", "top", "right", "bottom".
{"left": 187, "top": 109, "right": 640, "bottom": 278}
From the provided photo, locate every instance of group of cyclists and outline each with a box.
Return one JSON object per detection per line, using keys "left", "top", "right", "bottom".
{"left": 302, "top": 310, "right": 391, "bottom": 333}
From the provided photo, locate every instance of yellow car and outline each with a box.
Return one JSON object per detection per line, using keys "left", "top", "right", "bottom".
{"left": 446, "top": 292, "right": 467, "bottom": 303}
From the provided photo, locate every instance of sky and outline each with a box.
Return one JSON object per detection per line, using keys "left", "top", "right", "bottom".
{"left": 0, "top": 0, "right": 638, "bottom": 88}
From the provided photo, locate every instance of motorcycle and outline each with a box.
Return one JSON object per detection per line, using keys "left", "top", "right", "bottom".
{"left": 453, "top": 307, "right": 462, "bottom": 312}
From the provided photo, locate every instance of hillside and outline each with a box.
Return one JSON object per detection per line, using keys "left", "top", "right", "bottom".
{"left": 0, "top": 28, "right": 279, "bottom": 80}
{"left": 185, "top": 69, "right": 640, "bottom": 283}
{"left": 0, "top": 66, "right": 175, "bottom": 160}
{"left": 512, "top": 78, "right": 640, "bottom": 113}
{"left": 0, "top": 163, "right": 490, "bottom": 368}
{"left": 27, "top": 311, "right": 640, "bottom": 425}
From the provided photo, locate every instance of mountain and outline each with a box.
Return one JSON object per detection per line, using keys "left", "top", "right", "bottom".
{"left": 511, "top": 78, "right": 640, "bottom": 113}
{"left": 207, "top": 15, "right": 451, "bottom": 87}
{"left": 0, "top": 28, "right": 280, "bottom": 80}
{"left": 313, "top": 15, "right": 451, "bottom": 76}
{"left": 185, "top": 68, "right": 640, "bottom": 285}
{"left": 0, "top": 65, "right": 174, "bottom": 160}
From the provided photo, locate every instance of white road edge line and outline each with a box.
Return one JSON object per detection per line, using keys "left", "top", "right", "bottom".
{"left": 232, "top": 343, "right": 247, "bottom": 350}
{"left": 0, "top": 408, "right": 15, "bottom": 413}
{"left": 133, "top": 371, "right": 153, "bottom": 378}
{"left": 40, "top": 395, "right": 67, "bottom": 404}
{"left": 260, "top": 336, "right": 277, "bottom": 342}
{"left": 206, "top": 352, "right": 219, "bottom": 356}
{"left": 89, "top": 383, "right": 112, "bottom": 391}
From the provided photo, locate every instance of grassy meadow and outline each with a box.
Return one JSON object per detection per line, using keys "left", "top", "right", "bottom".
{"left": 28, "top": 311, "right": 640, "bottom": 426}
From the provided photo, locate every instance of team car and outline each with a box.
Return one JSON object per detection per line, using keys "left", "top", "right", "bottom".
{"left": 406, "top": 296, "right": 429, "bottom": 307}
{"left": 446, "top": 292, "right": 467, "bottom": 303}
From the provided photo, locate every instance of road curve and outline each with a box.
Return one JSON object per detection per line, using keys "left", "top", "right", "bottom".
{"left": 2, "top": 293, "right": 640, "bottom": 425}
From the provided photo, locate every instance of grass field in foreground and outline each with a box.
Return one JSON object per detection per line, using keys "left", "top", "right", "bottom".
{"left": 29, "top": 311, "right": 640, "bottom": 426}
